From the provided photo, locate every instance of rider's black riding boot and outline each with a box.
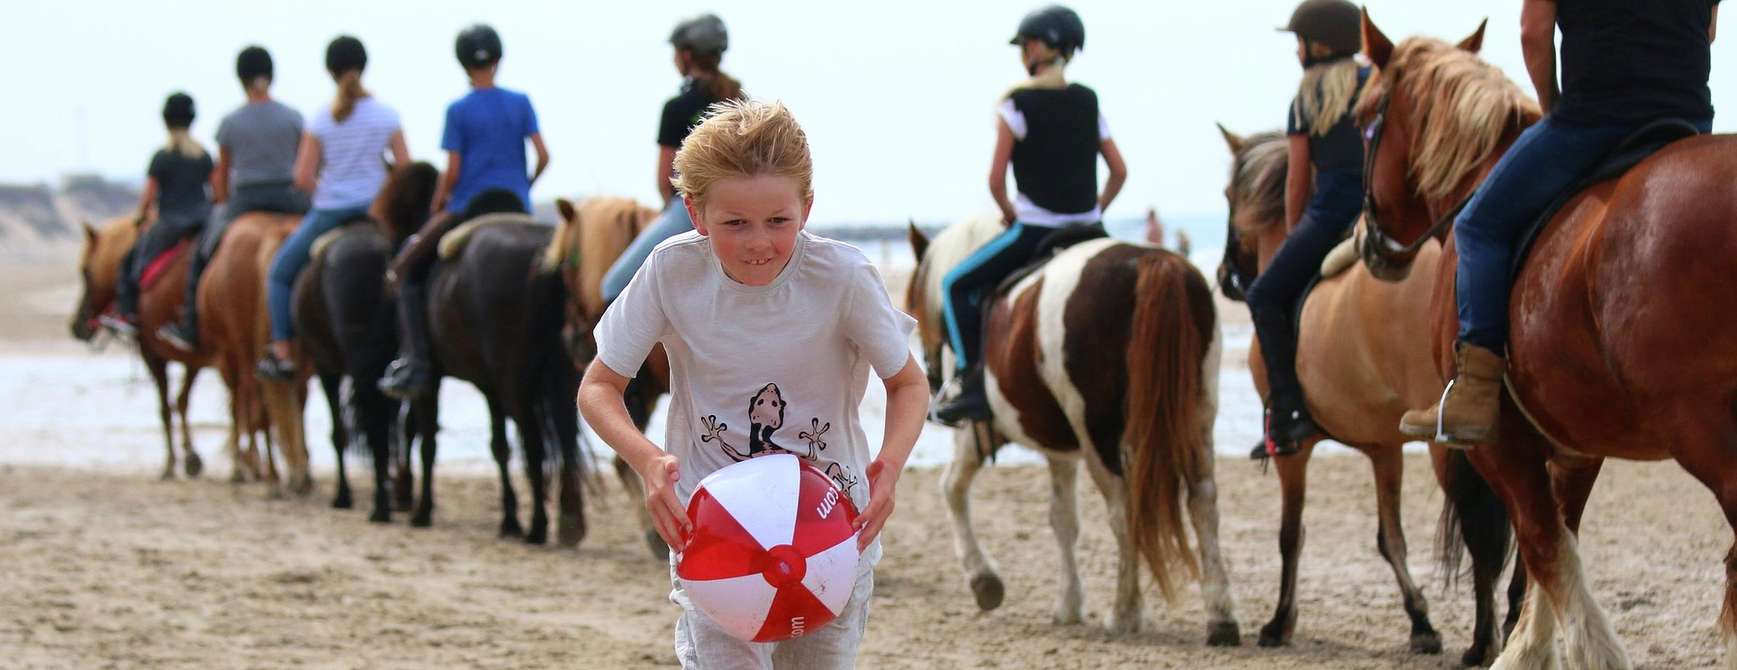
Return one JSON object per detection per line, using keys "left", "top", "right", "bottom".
{"left": 935, "top": 365, "right": 992, "bottom": 426}
{"left": 1264, "top": 382, "right": 1320, "bottom": 457}
{"left": 380, "top": 279, "right": 435, "bottom": 400}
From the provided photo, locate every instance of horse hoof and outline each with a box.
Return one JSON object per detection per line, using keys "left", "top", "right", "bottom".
{"left": 368, "top": 508, "right": 391, "bottom": 524}
{"left": 1410, "top": 631, "right": 1444, "bottom": 655}
{"left": 332, "top": 493, "right": 353, "bottom": 510}
{"left": 410, "top": 511, "right": 433, "bottom": 528}
{"left": 1103, "top": 612, "right": 1143, "bottom": 638}
{"left": 393, "top": 496, "right": 414, "bottom": 513}
{"left": 525, "top": 526, "right": 548, "bottom": 546}
{"left": 1461, "top": 644, "right": 1493, "bottom": 668}
{"left": 970, "top": 573, "right": 1006, "bottom": 611}
{"left": 184, "top": 455, "right": 203, "bottom": 478}
{"left": 500, "top": 520, "right": 524, "bottom": 539}
{"left": 160, "top": 468, "right": 176, "bottom": 481}
{"left": 1257, "top": 620, "right": 1291, "bottom": 648}
{"left": 557, "top": 518, "right": 585, "bottom": 548}
{"left": 229, "top": 470, "right": 246, "bottom": 484}
{"left": 1207, "top": 620, "right": 1242, "bottom": 647}
{"left": 645, "top": 529, "right": 670, "bottom": 560}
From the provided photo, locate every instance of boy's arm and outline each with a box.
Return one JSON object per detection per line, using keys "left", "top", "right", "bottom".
{"left": 528, "top": 134, "right": 550, "bottom": 185}
{"left": 579, "top": 360, "right": 690, "bottom": 551}
{"left": 1097, "top": 138, "right": 1128, "bottom": 213}
{"left": 432, "top": 152, "right": 461, "bottom": 214}
{"left": 854, "top": 354, "right": 927, "bottom": 550}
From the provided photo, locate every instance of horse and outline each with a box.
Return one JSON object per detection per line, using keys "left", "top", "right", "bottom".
{"left": 293, "top": 162, "right": 439, "bottom": 519}
{"left": 544, "top": 195, "right": 670, "bottom": 558}
{"left": 1216, "top": 126, "right": 1521, "bottom": 663}
{"left": 408, "top": 195, "right": 586, "bottom": 547}
{"left": 71, "top": 216, "right": 213, "bottom": 480}
{"left": 1356, "top": 15, "right": 1737, "bottom": 668}
{"left": 907, "top": 218, "right": 1239, "bottom": 644}
{"left": 199, "top": 211, "right": 310, "bottom": 494}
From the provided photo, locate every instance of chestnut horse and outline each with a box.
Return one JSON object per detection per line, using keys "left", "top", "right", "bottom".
{"left": 908, "top": 219, "right": 1238, "bottom": 644}
{"left": 544, "top": 195, "right": 670, "bottom": 557}
{"left": 1216, "top": 127, "right": 1520, "bottom": 663}
{"left": 71, "top": 216, "right": 213, "bottom": 480}
{"left": 1358, "top": 16, "right": 1737, "bottom": 668}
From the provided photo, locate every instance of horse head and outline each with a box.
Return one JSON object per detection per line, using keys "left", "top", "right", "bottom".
{"left": 1214, "top": 124, "right": 1288, "bottom": 302}
{"left": 372, "top": 161, "right": 440, "bottom": 245}
{"left": 70, "top": 217, "right": 136, "bottom": 341}
{"left": 1356, "top": 11, "right": 1532, "bottom": 282}
{"left": 547, "top": 196, "right": 662, "bottom": 371}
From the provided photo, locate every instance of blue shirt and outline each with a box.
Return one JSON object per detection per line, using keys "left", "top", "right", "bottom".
{"left": 440, "top": 87, "right": 539, "bottom": 214}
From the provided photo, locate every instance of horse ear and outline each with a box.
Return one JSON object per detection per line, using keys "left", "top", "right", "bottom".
{"left": 1363, "top": 7, "right": 1394, "bottom": 69}
{"left": 907, "top": 219, "right": 929, "bottom": 260}
{"left": 82, "top": 221, "right": 97, "bottom": 244}
{"left": 556, "top": 198, "right": 577, "bottom": 223}
{"left": 1216, "top": 123, "right": 1245, "bottom": 155}
{"left": 1457, "top": 18, "right": 1488, "bottom": 53}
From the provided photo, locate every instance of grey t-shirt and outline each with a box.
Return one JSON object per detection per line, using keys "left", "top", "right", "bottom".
{"left": 594, "top": 230, "right": 917, "bottom": 564}
{"left": 216, "top": 100, "right": 303, "bottom": 187}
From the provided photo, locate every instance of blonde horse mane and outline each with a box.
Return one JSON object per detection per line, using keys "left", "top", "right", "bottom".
{"left": 82, "top": 216, "right": 143, "bottom": 293}
{"left": 544, "top": 196, "right": 660, "bottom": 321}
{"left": 1355, "top": 37, "right": 1541, "bottom": 202}
{"left": 1229, "top": 131, "right": 1289, "bottom": 236}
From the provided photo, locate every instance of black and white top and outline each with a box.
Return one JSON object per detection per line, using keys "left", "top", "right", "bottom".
{"left": 998, "top": 83, "right": 1110, "bottom": 227}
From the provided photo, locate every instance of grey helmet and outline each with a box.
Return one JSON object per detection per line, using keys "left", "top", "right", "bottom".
{"left": 670, "top": 13, "right": 728, "bottom": 55}
{"left": 1010, "top": 5, "right": 1086, "bottom": 57}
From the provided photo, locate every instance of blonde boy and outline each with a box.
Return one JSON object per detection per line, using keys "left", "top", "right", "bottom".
{"left": 577, "top": 99, "right": 928, "bottom": 669}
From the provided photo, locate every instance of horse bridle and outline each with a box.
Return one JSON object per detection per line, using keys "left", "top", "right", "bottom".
{"left": 1359, "top": 93, "right": 1468, "bottom": 269}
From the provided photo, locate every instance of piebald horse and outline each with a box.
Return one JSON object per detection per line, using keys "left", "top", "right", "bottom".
{"left": 544, "top": 195, "right": 671, "bottom": 558}
{"left": 908, "top": 218, "right": 1239, "bottom": 644}
{"left": 1216, "top": 127, "right": 1519, "bottom": 663}
{"left": 1358, "top": 15, "right": 1737, "bottom": 669}
{"left": 71, "top": 216, "right": 213, "bottom": 480}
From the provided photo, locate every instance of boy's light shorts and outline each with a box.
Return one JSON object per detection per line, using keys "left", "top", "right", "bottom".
{"left": 669, "top": 560, "right": 875, "bottom": 670}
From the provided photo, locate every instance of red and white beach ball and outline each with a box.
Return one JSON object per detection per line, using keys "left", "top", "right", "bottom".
{"left": 677, "top": 453, "right": 861, "bottom": 642}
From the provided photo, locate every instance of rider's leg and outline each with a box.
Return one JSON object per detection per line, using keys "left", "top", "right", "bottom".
{"left": 601, "top": 199, "right": 695, "bottom": 304}
{"left": 934, "top": 222, "right": 1052, "bottom": 424}
{"left": 258, "top": 205, "right": 366, "bottom": 379}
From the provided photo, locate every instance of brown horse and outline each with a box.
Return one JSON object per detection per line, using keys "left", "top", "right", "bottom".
{"left": 1217, "top": 127, "right": 1521, "bottom": 663}
{"left": 71, "top": 216, "right": 211, "bottom": 480}
{"left": 1358, "top": 15, "right": 1737, "bottom": 668}
{"left": 908, "top": 218, "right": 1238, "bottom": 644}
{"left": 200, "top": 211, "right": 309, "bottom": 493}
{"left": 544, "top": 195, "right": 670, "bottom": 557}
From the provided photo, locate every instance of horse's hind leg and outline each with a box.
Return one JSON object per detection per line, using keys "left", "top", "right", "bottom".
{"left": 1438, "top": 444, "right": 1516, "bottom": 667}
{"left": 1044, "top": 455, "right": 1084, "bottom": 625}
{"left": 175, "top": 366, "right": 202, "bottom": 478}
{"left": 615, "top": 455, "right": 666, "bottom": 559}
{"left": 321, "top": 373, "right": 352, "bottom": 510}
{"left": 1369, "top": 444, "right": 1442, "bottom": 654}
{"left": 392, "top": 400, "right": 414, "bottom": 512}
{"left": 487, "top": 396, "right": 522, "bottom": 538}
{"left": 1657, "top": 408, "right": 1737, "bottom": 670}
{"left": 1259, "top": 443, "right": 1314, "bottom": 647}
{"left": 549, "top": 394, "right": 586, "bottom": 548}
{"left": 941, "top": 426, "right": 1004, "bottom": 611}
{"left": 1186, "top": 436, "right": 1239, "bottom": 646}
{"left": 514, "top": 401, "right": 551, "bottom": 546}
{"left": 1082, "top": 451, "right": 1142, "bottom": 637}
{"left": 410, "top": 395, "right": 439, "bottom": 528}
{"left": 147, "top": 355, "right": 176, "bottom": 480}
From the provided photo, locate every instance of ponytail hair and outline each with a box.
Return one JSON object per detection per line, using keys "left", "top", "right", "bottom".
{"left": 690, "top": 52, "right": 744, "bottom": 101}
{"left": 332, "top": 70, "right": 369, "bottom": 123}
{"left": 165, "top": 129, "right": 207, "bottom": 159}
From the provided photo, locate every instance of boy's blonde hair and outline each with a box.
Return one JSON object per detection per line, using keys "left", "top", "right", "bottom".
{"left": 671, "top": 99, "right": 813, "bottom": 206}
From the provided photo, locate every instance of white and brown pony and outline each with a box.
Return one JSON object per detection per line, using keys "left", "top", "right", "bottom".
{"left": 1217, "top": 127, "right": 1521, "bottom": 664}
{"left": 908, "top": 218, "right": 1239, "bottom": 644}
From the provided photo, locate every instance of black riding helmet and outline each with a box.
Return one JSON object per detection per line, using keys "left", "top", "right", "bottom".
{"left": 670, "top": 14, "right": 728, "bottom": 55}
{"left": 325, "top": 35, "right": 368, "bottom": 76}
{"left": 162, "top": 92, "right": 195, "bottom": 129}
{"left": 236, "top": 46, "right": 273, "bottom": 84}
{"left": 456, "top": 24, "right": 502, "bottom": 69}
{"left": 1010, "top": 5, "right": 1086, "bottom": 57}
{"left": 1279, "top": 0, "right": 1362, "bottom": 58}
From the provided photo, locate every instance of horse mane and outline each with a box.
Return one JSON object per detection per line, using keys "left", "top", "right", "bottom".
{"left": 1355, "top": 37, "right": 1542, "bottom": 202}
{"left": 911, "top": 214, "right": 1004, "bottom": 321}
{"left": 1229, "top": 131, "right": 1288, "bottom": 235}
{"left": 374, "top": 162, "right": 440, "bottom": 242}
{"left": 544, "top": 196, "right": 660, "bottom": 320}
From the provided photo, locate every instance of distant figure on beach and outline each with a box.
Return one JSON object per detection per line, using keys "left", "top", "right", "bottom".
{"left": 1144, "top": 207, "right": 1164, "bottom": 246}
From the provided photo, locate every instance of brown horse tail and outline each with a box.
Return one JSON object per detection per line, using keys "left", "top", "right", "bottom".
{"left": 1434, "top": 447, "right": 1512, "bottom": 590}
{"left": 1122, "top": 250, "right": 1213, "bottom": 604}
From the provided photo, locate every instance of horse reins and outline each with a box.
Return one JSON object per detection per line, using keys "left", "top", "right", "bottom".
{"left": 1359, "top": 93, "right": 1469, "bottom": 266}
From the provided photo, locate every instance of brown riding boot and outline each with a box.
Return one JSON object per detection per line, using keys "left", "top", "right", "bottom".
{"left": 1398, "top": 342, "right": 1505, "bottom": 446}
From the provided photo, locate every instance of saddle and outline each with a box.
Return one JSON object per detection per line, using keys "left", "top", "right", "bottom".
{"left": 308, "top": 213, "right": 376, "bottom": 264}
{"left": 1510, "top": 119, "right": 1702, "bottom": 276}
{"left": 437, "top": 212, "right": 537, "bottom": 260}
{"left": 991, "top": 222, "right": 1109, "bottom": 296}
{"left": 139, "top": 240, "right": 192, "bottom": 291}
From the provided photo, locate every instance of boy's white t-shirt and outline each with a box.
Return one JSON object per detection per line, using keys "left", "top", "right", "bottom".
{"left": 595, "top": 230, "right": 917, "bottom": 563}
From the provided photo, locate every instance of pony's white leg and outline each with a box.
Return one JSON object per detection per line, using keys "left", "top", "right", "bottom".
{"left": 942, "top": 427, "right": 1003, "bottom": 610}
{"left": 1186, "top": 445, "right": 1240, "bottom": 645}
{"left": 1547, "top": 533, "right": 1631, "bottom": 670}
{"left": 1083, "top": 454, "right": 1142, "bottom": 637}
{"left": 1492, "top": 576, "right": 1561, "bottom": 670}
{"left": 1045, "top": 455, "right": 1084, "bottom": 625}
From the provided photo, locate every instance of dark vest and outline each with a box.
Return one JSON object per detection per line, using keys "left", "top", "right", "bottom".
{"left": 1555, "top": 0, "right": 1716, "bottom": 126}
{"left": 1008, "top": 84, "right": 1100, "bottom": 215}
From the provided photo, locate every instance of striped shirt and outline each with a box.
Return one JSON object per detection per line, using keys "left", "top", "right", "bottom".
{"left": 308, "top": 97, "right": 401, "bottom": 210}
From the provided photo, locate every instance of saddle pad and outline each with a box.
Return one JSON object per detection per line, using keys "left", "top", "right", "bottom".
{"left": 1319, "top": 235, "right": 1359, "bottom": 279}
{"left": 438, "top": 212, "right": 537, "bottom": 260}
{"left": 139, "top": 240, "right": 191, "bottom": 291}
{"left": 309, "top": 220, "right": 373, "bottom": 264}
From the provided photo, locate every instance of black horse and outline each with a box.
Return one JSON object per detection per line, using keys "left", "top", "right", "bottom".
{"left": 294, "top": 163, "right": 439, "bottom": 520}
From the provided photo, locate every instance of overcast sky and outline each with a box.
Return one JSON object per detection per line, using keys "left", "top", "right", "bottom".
{"left": 6, "top": 1, "right": 1732, "bottom": 223}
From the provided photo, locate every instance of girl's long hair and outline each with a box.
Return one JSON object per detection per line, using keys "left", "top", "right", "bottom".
{"left": 689, "top": 52, "right": 743, "bottom": 101}
{"left": 165, "top": 128, "right": 207, "bottom": 159}
{"left": 332, "top": 70, "right": 369, "bottom": 123}
{"left": 1293, "top": 54, "right": 1361, "bottom": 137}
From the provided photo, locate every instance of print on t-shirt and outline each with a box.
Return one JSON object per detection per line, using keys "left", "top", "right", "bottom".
{"left": 698, "top": 382, "right": 860, "bottom": 498}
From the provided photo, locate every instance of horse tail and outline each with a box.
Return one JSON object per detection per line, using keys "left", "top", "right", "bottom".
{"left": 1435, "top": 446, "right": 1511, "bottom": 588}
{"left": 1122, "top": 250, "right": 1213, "bottom": 603}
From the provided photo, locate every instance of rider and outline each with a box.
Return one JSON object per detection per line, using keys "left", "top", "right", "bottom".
{"left": 258, "top": 35, "right": 410, "bottom": 380}
{"left": 1399, "top": 0, "right": 1718, "bottom": 445}
{"left": 160, "top": 46, "right": 309, "bottom": 353}
{"left": 1247, "top": 0, "right": 1370, "bottom": 457}
{"left": 597, "top": 13, "right": 744, "bottom": 305}
{"left": 379, "top": 24, "right": 549, "bottom": 399}
{"left": 933, "top": 4, "right": 1128, "bottom": 425}
{"left": 110, "top": 92, "right": 215, "bottom": 335}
